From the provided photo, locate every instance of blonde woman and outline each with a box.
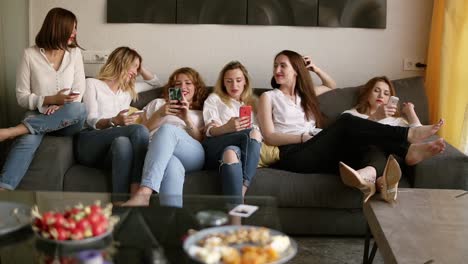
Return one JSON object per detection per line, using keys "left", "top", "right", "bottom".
{"left": 76, "top": 47, "right": 160, "bottom": 194}
{"left": 202, "top": 61, "right": 262, "bottom": 203}
{"left": 0, "top": 8, "right": 87, "bottom": 190}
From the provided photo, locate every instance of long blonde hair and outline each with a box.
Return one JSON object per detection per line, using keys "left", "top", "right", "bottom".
{"left": 98, "top": 47, "right": 141, "bottom": 100}
{"left": 214, "top": 61, "right": 257, "bottom": 110}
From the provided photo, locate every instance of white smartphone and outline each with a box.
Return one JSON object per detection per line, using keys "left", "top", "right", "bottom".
{"left": 69, "top": 90, "right": 81, "bottom": 95}
{"left": 388, "top": 96, "right": 399, "bottom": 106}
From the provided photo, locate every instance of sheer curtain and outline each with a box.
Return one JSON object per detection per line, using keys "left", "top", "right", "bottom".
{"left": 425, "top": 0, "right": 468, "bottom": 151}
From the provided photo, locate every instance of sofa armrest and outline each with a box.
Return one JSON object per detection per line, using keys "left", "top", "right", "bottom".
{"left": 412, "top": 137, "right": 468, "bottom": 190}
{"left": 17, "top": 136, "right": 75, "bottom": 191}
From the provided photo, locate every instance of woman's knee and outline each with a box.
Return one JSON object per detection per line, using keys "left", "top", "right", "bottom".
{"left": 222, "top": 148, "right": 240, "bottom": 164}
{"left": 249, "top": 129, "right": 262, "bottom": 142}
{"left": 128, "top": 124, "right": 149, "bottom": 140}
{"left": 62, "top": 102, "right": 86, "bottom": 119}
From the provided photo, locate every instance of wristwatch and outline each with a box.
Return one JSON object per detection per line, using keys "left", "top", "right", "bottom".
{"left": 109, "top": 117, "right": 116, "bottom": 127}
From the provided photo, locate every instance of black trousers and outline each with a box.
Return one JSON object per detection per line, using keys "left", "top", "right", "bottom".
{"left": 277, "top": 114, "right": 410, "bottom": 174}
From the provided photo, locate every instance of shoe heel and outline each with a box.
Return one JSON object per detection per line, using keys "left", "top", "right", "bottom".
{"left": 380, "top": 155, "right": 402, "bottom": 203}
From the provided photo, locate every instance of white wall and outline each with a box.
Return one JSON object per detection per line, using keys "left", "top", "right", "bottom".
{"left": 29, "top": 0, "right": 433, "bottom": 88}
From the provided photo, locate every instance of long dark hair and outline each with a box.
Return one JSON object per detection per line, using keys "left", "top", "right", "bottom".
{"left": 35, "top": 7, "right": 81, "bottom": 50}
{"left": 271, "top": 50, "right": 324, "bottom": 127}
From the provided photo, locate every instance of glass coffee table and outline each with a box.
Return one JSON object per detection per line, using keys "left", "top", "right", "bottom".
{"left": 0, "top": 191, "right": 281, "bottom": 263}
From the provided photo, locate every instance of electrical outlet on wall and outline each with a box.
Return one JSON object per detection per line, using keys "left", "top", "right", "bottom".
{"left": 82, "top": 51, "right": 110, "bottom": 64}
{"left": 403, "top": 58, "right": 425, "bottom": 71}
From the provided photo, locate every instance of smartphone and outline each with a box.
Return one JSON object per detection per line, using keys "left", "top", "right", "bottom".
{"left": 168, "top": 87, "right": 182, "bottom": 102}
{"left": 388, "top": 96, "right": 399, "bottom": 106}
{"left": 69, "top": 90, "right": 81, "bottom": 96}
{"left": 130, "top": 110, "right": 144, "bottom": 116}
{"left": 239, "top": 105, "right": 252, "bottom": 128}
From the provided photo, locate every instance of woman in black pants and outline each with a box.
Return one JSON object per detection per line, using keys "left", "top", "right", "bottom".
{"left": 257, "top": 50, "right": 445, "bottom": 203}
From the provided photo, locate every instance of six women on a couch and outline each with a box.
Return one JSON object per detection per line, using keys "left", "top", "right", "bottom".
{"left": 0, "top": 7, "right": 446, "bottom": 205}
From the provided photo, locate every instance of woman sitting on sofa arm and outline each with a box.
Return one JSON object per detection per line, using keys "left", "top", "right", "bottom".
{"left": 75, "top": 47, "right": 160, "bottom": 195}
{"left": 257, "top": 50, "right": 446, "bottom": 204}
{"left": 339, "top": 76, "right": 444, "bottom": 202}
{"left": 0, "top": 7, "right": 87, "bottom": 191}
{"left": 124, "top": 67, "right": 208, "bottom": 207}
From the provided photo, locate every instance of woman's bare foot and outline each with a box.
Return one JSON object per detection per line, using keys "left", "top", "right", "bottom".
{"left": 405, "top": 138, "right": 445, "bottom": 165}
{"left": 407, "top": 119, "right": 444, "bottom": 143}
{"left": 122, "top": 187, "right": 153, "bottom": 206}
{"left": 0, "top": 124, "right": 29, "bottom": 142}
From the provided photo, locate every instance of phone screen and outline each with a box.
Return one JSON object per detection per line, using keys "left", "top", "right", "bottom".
{"left": 169, "top": 87, "right": 182, "bottom": 101}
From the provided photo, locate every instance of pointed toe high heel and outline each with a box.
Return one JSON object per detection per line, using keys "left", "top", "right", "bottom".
{"left": 339, "top": 162, "right": 376, "bottom": 203}
{"left": 380, "top": 155, "right": 402, "bottom": 203}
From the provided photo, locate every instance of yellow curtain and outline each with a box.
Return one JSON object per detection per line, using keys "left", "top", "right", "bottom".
{"left": 426, "top": 0, "right": 468, "bottom": 150}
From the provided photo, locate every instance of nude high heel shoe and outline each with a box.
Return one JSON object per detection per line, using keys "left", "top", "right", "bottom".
{"left": 339, "top": 162, "right": 376, "bottom": 203}
{"left": 379, "top": 155, "right": 402, "bottom": 203}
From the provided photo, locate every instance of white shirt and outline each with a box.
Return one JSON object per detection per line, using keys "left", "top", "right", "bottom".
{"left": 16, "top": 46, "right": 86, "bottom": 113}
{"left": 342, "top": 108, "right": 421, "bottom": 127}
{"left": 203, "top": 93, "right": 257, "bottom": 137}
{"left": 264, "top": 89, "right": 318, "bottom": 135}
{"left": 83, "top": 76, "right": 162, "bottom": 129}
{"left": 144, "top": 98, "right": 204, "bottom": 138}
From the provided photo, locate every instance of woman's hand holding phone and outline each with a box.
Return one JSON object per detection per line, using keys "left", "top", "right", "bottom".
{"left": 114, "top": 109, "right": 138, "bottom": 126}
{"left": 225, "top": 116, "right": 251, "bottom": 133}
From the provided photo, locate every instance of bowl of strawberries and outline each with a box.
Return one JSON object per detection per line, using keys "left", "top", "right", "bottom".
{"left": 31, "top": 201, "right": 119, "bottom": 245}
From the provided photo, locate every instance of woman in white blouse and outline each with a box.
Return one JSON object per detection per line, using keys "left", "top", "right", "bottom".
{"left": 340, "top": 76, "right": 444, "bottom": 202}
{"left": 125, "top": 67, "right": 208, "bottom": 207}
{"left": 257, "top": 50, "right": 446, "bottom": 203}
{"left": 202, "top": 61, "right": 262, "bottom": 203}
{"left": 76, "top": 47, "right": 160, "bottom": 194}
{"left": 0, "top": 8, "right": 87, "bottom": 190}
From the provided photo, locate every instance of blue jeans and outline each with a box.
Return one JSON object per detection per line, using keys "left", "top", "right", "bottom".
{"left": 0, "top": 102, "right": 87, "bottom": 189}
{"left": 202, "top": 129, "right": 261, "bottom": 199}
{"left": 75, "top": 124, "right": 149, "bottom": 193}
{"left": 141, "top": 124, "right": 205, "bottom": 207}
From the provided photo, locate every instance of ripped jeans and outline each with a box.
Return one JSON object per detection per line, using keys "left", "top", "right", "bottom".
{"left": 0, "top": 102, "right": 87, "bottom": 189}
{"left": 202, "top": 128, "right": 261, "bottom": 201}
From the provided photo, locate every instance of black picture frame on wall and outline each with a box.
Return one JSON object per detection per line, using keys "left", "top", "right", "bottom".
{"left": 107, "top": 0, "right": 176, "bottom": 24}
{"left": 318, "top": 0, "right": 387, "bottom": 28}
{"left": 247, "top": 0, "right": 318, "bottom": 26}
{"left": 106, "top": 0, "right": 386, "bottom": 29}
{"left": 177, "top": 0, "right": 247, "bottom": 25}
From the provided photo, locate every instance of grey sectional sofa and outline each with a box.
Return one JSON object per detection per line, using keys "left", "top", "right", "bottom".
{"left": 15, "top": 76, "right": 468, "bottom": 235}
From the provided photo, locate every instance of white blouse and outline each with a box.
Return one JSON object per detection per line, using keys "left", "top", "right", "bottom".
{"left": 83, "top": 76, "right": 162, "bottom": 129}
{"left": 203, "top": 93, "right": 257, "bottom": 137}
{"left": 264, "top": 89, "right": 319, "bottom": 136}
{"left": 144, "top": 98, "right": 204, "bottom": 138}
{"left": 342, "top": 108, "right": 421, "bottom": 127}
{"left": 16, "top": 46, "right": 86, "bottom": 113}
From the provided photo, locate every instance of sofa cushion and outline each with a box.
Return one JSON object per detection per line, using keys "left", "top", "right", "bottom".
{"left": 63, "top": 164, "right": 110, "bottom": 192}
{"left": 18, "top": 136, "right": 74, "bottom": 191}
{"left": 184, "top": 168, "right": 410, "bottom": 209}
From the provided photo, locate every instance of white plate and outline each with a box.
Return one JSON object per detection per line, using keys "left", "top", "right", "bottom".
{"left": 0, "top": 202, "right": 31, "bottom": 236}
{"left": 35, "top": 228, "right": 112, "bottom": 246}
{"left": 183, "top": 225, "right": 297, "bottom": 264}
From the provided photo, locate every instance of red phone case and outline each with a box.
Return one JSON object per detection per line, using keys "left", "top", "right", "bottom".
{"left": 239, "top": 105, "right": 252, "bottom": 128}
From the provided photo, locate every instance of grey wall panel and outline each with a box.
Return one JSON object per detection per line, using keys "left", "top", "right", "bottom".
{"left": 248, "top": 0, "right": 318, "bottom": 26}
{"left": 318, "top": 0, "right": 386, "bottom": 28}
